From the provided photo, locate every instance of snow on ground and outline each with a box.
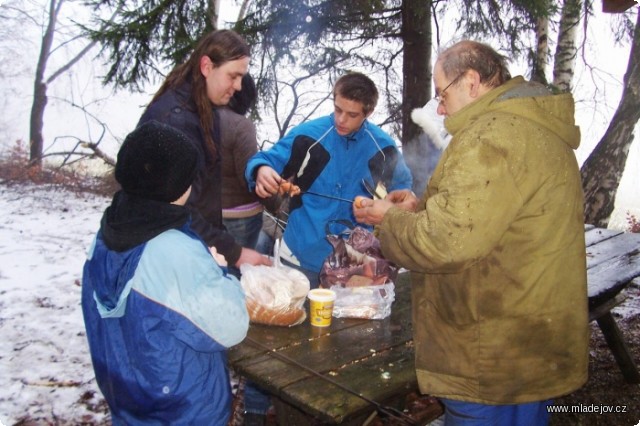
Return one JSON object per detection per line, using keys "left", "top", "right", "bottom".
{"left": 0, "top": 181, "right": 638, "bottom": 425}
{"left": 0, "top": 183, "right": 110, "bottom": 425}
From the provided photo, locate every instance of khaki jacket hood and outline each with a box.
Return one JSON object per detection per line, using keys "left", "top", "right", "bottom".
{"left": 446, "top": 76, "right": 581, "bottom": 150}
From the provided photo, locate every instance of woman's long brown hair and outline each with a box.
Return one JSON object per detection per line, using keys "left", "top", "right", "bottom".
{"left": 151, "top": 30, "right": 250, "bottom": 159}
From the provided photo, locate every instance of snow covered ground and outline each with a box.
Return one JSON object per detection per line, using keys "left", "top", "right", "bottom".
{"left": 0, "top": 181, "right": 638, "bottom": 425}
{"left": 0, "top": 183, "right": 111, "bottom": 425}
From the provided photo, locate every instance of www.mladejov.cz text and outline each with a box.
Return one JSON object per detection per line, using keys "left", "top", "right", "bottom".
{"left": 547, "top": 404, "right": 628, "bottom": 414}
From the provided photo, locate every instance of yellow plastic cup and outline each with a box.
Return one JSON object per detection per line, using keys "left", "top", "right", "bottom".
{"left": 308, "top": 289, "right": 336, "bottom": 327}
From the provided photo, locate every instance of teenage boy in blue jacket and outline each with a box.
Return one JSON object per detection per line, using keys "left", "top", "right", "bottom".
{"left": 246, "top": 72, "right": 413, "bottom": 288}
{"left": 82, "top": 121, "right": 248, "bottom": 425}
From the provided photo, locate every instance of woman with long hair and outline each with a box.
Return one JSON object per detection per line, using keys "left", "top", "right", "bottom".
{"left": 138, "top": 29, "right": 270, "bottom": 269}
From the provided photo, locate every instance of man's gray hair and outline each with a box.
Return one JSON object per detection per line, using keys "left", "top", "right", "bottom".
{"left": 437, "top": 40, "right": 511, "bottom": 88}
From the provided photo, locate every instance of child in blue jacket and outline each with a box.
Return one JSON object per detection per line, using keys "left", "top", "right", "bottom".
{"left": 82, "top": 120, "right": 249, "bottom": 425}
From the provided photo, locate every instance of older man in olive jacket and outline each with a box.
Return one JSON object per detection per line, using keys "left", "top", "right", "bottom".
{"left": 354, "top": 40, "right": 588, "bottom": 425}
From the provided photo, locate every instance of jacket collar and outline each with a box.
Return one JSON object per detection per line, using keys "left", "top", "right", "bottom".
{"left": 329, "top": 112, "right": 370, "bottom": 140}
{"left": 444, "top": 76, "right": 526, "bottom": 136}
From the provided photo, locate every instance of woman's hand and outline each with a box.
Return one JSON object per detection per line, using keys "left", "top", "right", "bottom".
{"left": 235, "top": 247, "right": 272, "bottom": 268}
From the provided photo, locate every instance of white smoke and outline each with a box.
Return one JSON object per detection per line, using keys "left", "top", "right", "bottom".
{"left": 410, "top": 99, "right": 451, "bottom": 150}
{"left": 402, "top": 99, "right": 452, "bottom": 195}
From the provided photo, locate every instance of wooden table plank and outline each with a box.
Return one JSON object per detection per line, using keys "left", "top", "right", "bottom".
{"left": 228, "top": 317, "right": 368, "bottom": 364}
{"left": 585, "top": 227, "right": 621, "bottom": 247}
{"left": 586, "top": 232, "right": 639, "bottom": 268}
{"left": 588, "top": 247, "right": 640, "bottom": 302}
{"left": 235, "top": 318, "right": 414, "bottom": 392}
{"left": 277, "top": 343, "right": 418, "bottom": 424}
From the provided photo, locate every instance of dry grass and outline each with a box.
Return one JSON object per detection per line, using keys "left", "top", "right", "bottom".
{"left": 0, "top": 140, "right": 118, "bottom": 197}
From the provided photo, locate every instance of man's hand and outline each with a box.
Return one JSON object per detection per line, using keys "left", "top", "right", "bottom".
{"left": 235, "top": 247, "right": 272, "bottom": 268}
{"left": 255, "top": 166, "right": 281, "bottom": 198}
{"left": 353, "top": 189, "right": 419, "bottom": 225}
{"left": 353, "top": 198, "right": 394, "bottom": 225}
{"left": 387, "top": 189, "right": 419, "bottom": 212}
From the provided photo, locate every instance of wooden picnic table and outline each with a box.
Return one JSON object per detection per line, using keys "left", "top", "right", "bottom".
{"left": 228, "top": 269, "right": 435, "bottom": 425}
{"left": 584, "top": 225, "right": 640, "bottom": 383}
{"left": 228, "top": 227, "right": 640, "bottom": 425}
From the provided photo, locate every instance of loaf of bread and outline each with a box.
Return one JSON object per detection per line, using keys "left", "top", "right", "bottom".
{"left": 345, "top": 274, "right": 374, "bottom": 287}
{"left": 240, "top": 263, "right": 310, "bottom": 327}
{"left": 246, "top": 299, "right": 306, "bottom": 326}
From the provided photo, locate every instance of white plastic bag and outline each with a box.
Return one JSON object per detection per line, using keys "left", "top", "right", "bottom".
{"left": 329, "top": 282, "right": 395, "bottom": 320}
{"left": 240, "top": 263, "right": 310, "bottom": 326}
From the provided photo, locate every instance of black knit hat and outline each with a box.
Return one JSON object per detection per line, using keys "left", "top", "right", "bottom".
{"left": 115, "top": 121, "right": 199, "bottom": 202}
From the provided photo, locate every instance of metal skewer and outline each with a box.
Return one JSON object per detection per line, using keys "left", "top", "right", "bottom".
{"left": 362, "top": 178, "right": 386, "bottom": 199}
{"left": 302, "top": 190, "right": 354, "bottom": 204}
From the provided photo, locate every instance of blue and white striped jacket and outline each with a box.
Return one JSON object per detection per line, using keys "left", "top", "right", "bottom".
{"left": 81, "top": 223, "right": 248, "bottom": 425}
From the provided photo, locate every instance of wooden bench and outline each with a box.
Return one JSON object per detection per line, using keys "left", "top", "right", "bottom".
{"left": 585, "top": 225, "right": 640, "bottom": 383}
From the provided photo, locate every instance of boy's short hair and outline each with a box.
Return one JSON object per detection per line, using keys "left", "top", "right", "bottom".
{"left": 115, "top": 121, "right": 199, "bottom": 202}
{"left": 333, "top": 72, "right": 378, "bottom": 116}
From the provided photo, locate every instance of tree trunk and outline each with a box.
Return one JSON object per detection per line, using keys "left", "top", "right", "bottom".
{"left": 28, "top": 0, "right": 116, "bottom": 167}
{"left": 401, "top": 0, "right": 432, "bottom": 147}
{"left": 29, "top": 0, "right": 61, "bottom": 166}
{"left": 400, "top": 0, "right": 433, "bottom": 194}
{"left": 530, "top": 16, "right": 549, "bottom": 84}
{"left": 552, "top": 0, "right": 582, "bottom": 92}
{"left": 238, "top": 0, "right": 252, "bottom": 21}
{"left": 29, "top": 81, "right": 48, "bottom": 167}
{"left": 209, "top": 0, "right": 220, "bottom": 30}
{"left": 581, "top": 11, "right": 640, "bottom": 227}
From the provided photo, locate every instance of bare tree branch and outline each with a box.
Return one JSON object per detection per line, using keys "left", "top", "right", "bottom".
{"left": 47, "top": 5, "right": 123, "bottom": 84}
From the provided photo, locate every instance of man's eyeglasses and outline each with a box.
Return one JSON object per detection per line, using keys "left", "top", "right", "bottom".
{"left": 434, "top": 72, "right": 466, "bottom": 105}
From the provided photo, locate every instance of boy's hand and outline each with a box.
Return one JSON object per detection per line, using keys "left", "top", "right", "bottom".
{"left": 255, "top": 166, "right": 281, "bottom": 198}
